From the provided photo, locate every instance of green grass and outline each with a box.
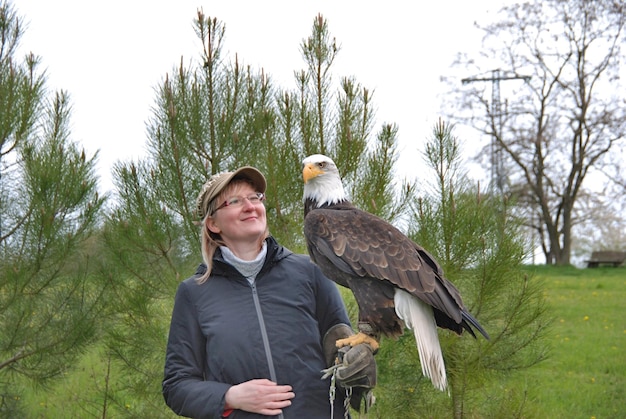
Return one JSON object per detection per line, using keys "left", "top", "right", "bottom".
{"left": 19, "top": 348, "right": 123, "bottom": 418}
{"left": 14, "top": 265, "right": 626, "bottom": 418}
{"left": 509, "top": 265, "right": 626, "bottom": 418}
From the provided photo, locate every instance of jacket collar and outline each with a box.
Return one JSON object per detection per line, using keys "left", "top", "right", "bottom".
{"left": 195, "top": 236, "right": 292, "bottom": 277}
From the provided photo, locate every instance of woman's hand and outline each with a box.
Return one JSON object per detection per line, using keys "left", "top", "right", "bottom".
{"left": 224, "top": 379, "right": 295, "bottom": 415}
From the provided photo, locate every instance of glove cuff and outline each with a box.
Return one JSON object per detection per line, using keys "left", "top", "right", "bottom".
{"left": 322, "top": 323, "right": 353, "bottom": 367}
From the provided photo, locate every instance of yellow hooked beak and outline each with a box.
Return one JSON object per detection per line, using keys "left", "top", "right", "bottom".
{"left": 302, "top": 163, "right": 324, "bottom": 183}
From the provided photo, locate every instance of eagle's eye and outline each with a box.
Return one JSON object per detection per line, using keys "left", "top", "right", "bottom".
{"left": 318, "top": 162, "right": 326, "bottom": 169}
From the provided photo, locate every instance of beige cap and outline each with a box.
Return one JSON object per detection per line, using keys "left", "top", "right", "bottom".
{"left": 195, "top": 166, "right": 266, "bottom": 219}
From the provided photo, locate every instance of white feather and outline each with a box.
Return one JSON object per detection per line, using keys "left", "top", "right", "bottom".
{"left": 394, "top": 289, "right": 448, "bottom": 392}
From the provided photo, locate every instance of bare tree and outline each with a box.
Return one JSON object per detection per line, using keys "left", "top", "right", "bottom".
{"left": 447, "top": 0, "right": 626, "bottom": 265}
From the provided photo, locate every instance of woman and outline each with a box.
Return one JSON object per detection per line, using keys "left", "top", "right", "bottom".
{"left": 162, "top": 166, "right": 375, "bottom": 418}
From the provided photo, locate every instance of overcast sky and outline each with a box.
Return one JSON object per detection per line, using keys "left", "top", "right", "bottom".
{"left": 16, "top": 1, "right": 509, "bottom": 193}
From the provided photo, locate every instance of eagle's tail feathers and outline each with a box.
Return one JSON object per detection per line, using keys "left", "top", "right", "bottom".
{"left": 462, "top": 311, "right": 490, "bottom": 340}
{"left": 394, "top": 289, "right": 448, "bottom": 392}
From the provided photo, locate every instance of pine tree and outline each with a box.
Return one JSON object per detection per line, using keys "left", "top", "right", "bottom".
{"left": 0, "top": 1, "right": 106, "bottom": 414}
{"left": 369, "top": 120, "right": 550, "bottom": 417}
{"left": 294, "top": 14, "right": 413, "bottom": 224}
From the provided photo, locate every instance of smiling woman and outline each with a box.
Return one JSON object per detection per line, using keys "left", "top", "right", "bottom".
{"left": 162, "top": 164, "right": 377, "bottom": 418}
{"left": 200, "top": 174, "right": 270, "bottom": 269}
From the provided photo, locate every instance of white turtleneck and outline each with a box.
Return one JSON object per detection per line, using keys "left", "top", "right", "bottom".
{"left": 220, "top": 241, "right": 267, "bottom": 284}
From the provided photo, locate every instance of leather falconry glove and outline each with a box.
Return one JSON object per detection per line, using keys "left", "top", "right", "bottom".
{"left": 322, "top": 324, "right": 377, "bottom": 412}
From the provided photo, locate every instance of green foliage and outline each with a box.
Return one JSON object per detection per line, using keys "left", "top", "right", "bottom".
{"left": 0, "top": 2, "right": 42, "bottom": 147}
{"left": 0, "top": 1, "right": 107, "bottom": 414}
{"left": 20, "top": 344, "right": 178, "bottom": 418}
{"left": 296, "top": 15, "right": 409, "bottom": 224}
{"left": 364, "top": 120, "right": 550, "bottom": 418}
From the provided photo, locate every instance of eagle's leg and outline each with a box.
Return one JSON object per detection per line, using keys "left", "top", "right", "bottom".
{"left": 336, "top": 332, "right": 380, "bottom": 352}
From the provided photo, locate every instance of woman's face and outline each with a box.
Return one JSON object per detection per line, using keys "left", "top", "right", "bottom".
{"left": 206, "top": 181, "right": 267, "bottom": 246}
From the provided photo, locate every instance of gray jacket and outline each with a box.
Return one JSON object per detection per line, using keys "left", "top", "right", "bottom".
{"left": 163, "top": 237, "right": 350, "bottom": 418}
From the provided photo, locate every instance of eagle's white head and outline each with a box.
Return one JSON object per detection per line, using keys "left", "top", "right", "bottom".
{"left": 302, "top": 154, "right": 347, "bottom": 208}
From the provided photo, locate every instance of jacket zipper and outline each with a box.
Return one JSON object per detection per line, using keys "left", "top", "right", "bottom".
{"left": 250, "top": 282, "right": 284, "bottom": 419}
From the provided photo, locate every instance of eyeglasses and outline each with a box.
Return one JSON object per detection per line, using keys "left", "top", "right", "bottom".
{"left": 212, "top": 192, "right": 266, "bottom": 215}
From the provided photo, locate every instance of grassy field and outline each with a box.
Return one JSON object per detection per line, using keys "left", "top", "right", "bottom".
{"left": 17, "top": 265, "right": 626, "bottom": 418}
{"left": 511, "top": 265, "right": 626, "bottom": 419}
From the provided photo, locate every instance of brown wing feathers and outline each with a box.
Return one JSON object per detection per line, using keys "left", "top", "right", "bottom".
{"left": 305, "top": 204, "right": 488, "bottom": 338}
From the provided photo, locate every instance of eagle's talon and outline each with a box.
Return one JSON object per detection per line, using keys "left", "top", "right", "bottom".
{"left": 335, "top": 332, "right": 380, "bottom": 352}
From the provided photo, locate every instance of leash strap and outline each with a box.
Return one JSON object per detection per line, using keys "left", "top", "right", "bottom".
{"left": 329, "top": 366, "right": 337, "bottom": 418}
{"left": 344, "top": 387, "right": 352, "bottom": 419}
{"left": 328, "top": 365, "right": 353, "bottom": 419}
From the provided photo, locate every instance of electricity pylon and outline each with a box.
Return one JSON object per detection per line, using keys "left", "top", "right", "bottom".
{"left": 462, "top": 69, "right": 531, "bottom": 193}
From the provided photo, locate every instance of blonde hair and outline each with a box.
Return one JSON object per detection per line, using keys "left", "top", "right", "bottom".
{"left": 197, "top": 179, "right": 269, "bottom": 284}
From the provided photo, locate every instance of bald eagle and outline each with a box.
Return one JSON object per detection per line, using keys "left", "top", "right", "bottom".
{"left": 302, "top": 154, "right": 489, "bottom": 391}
